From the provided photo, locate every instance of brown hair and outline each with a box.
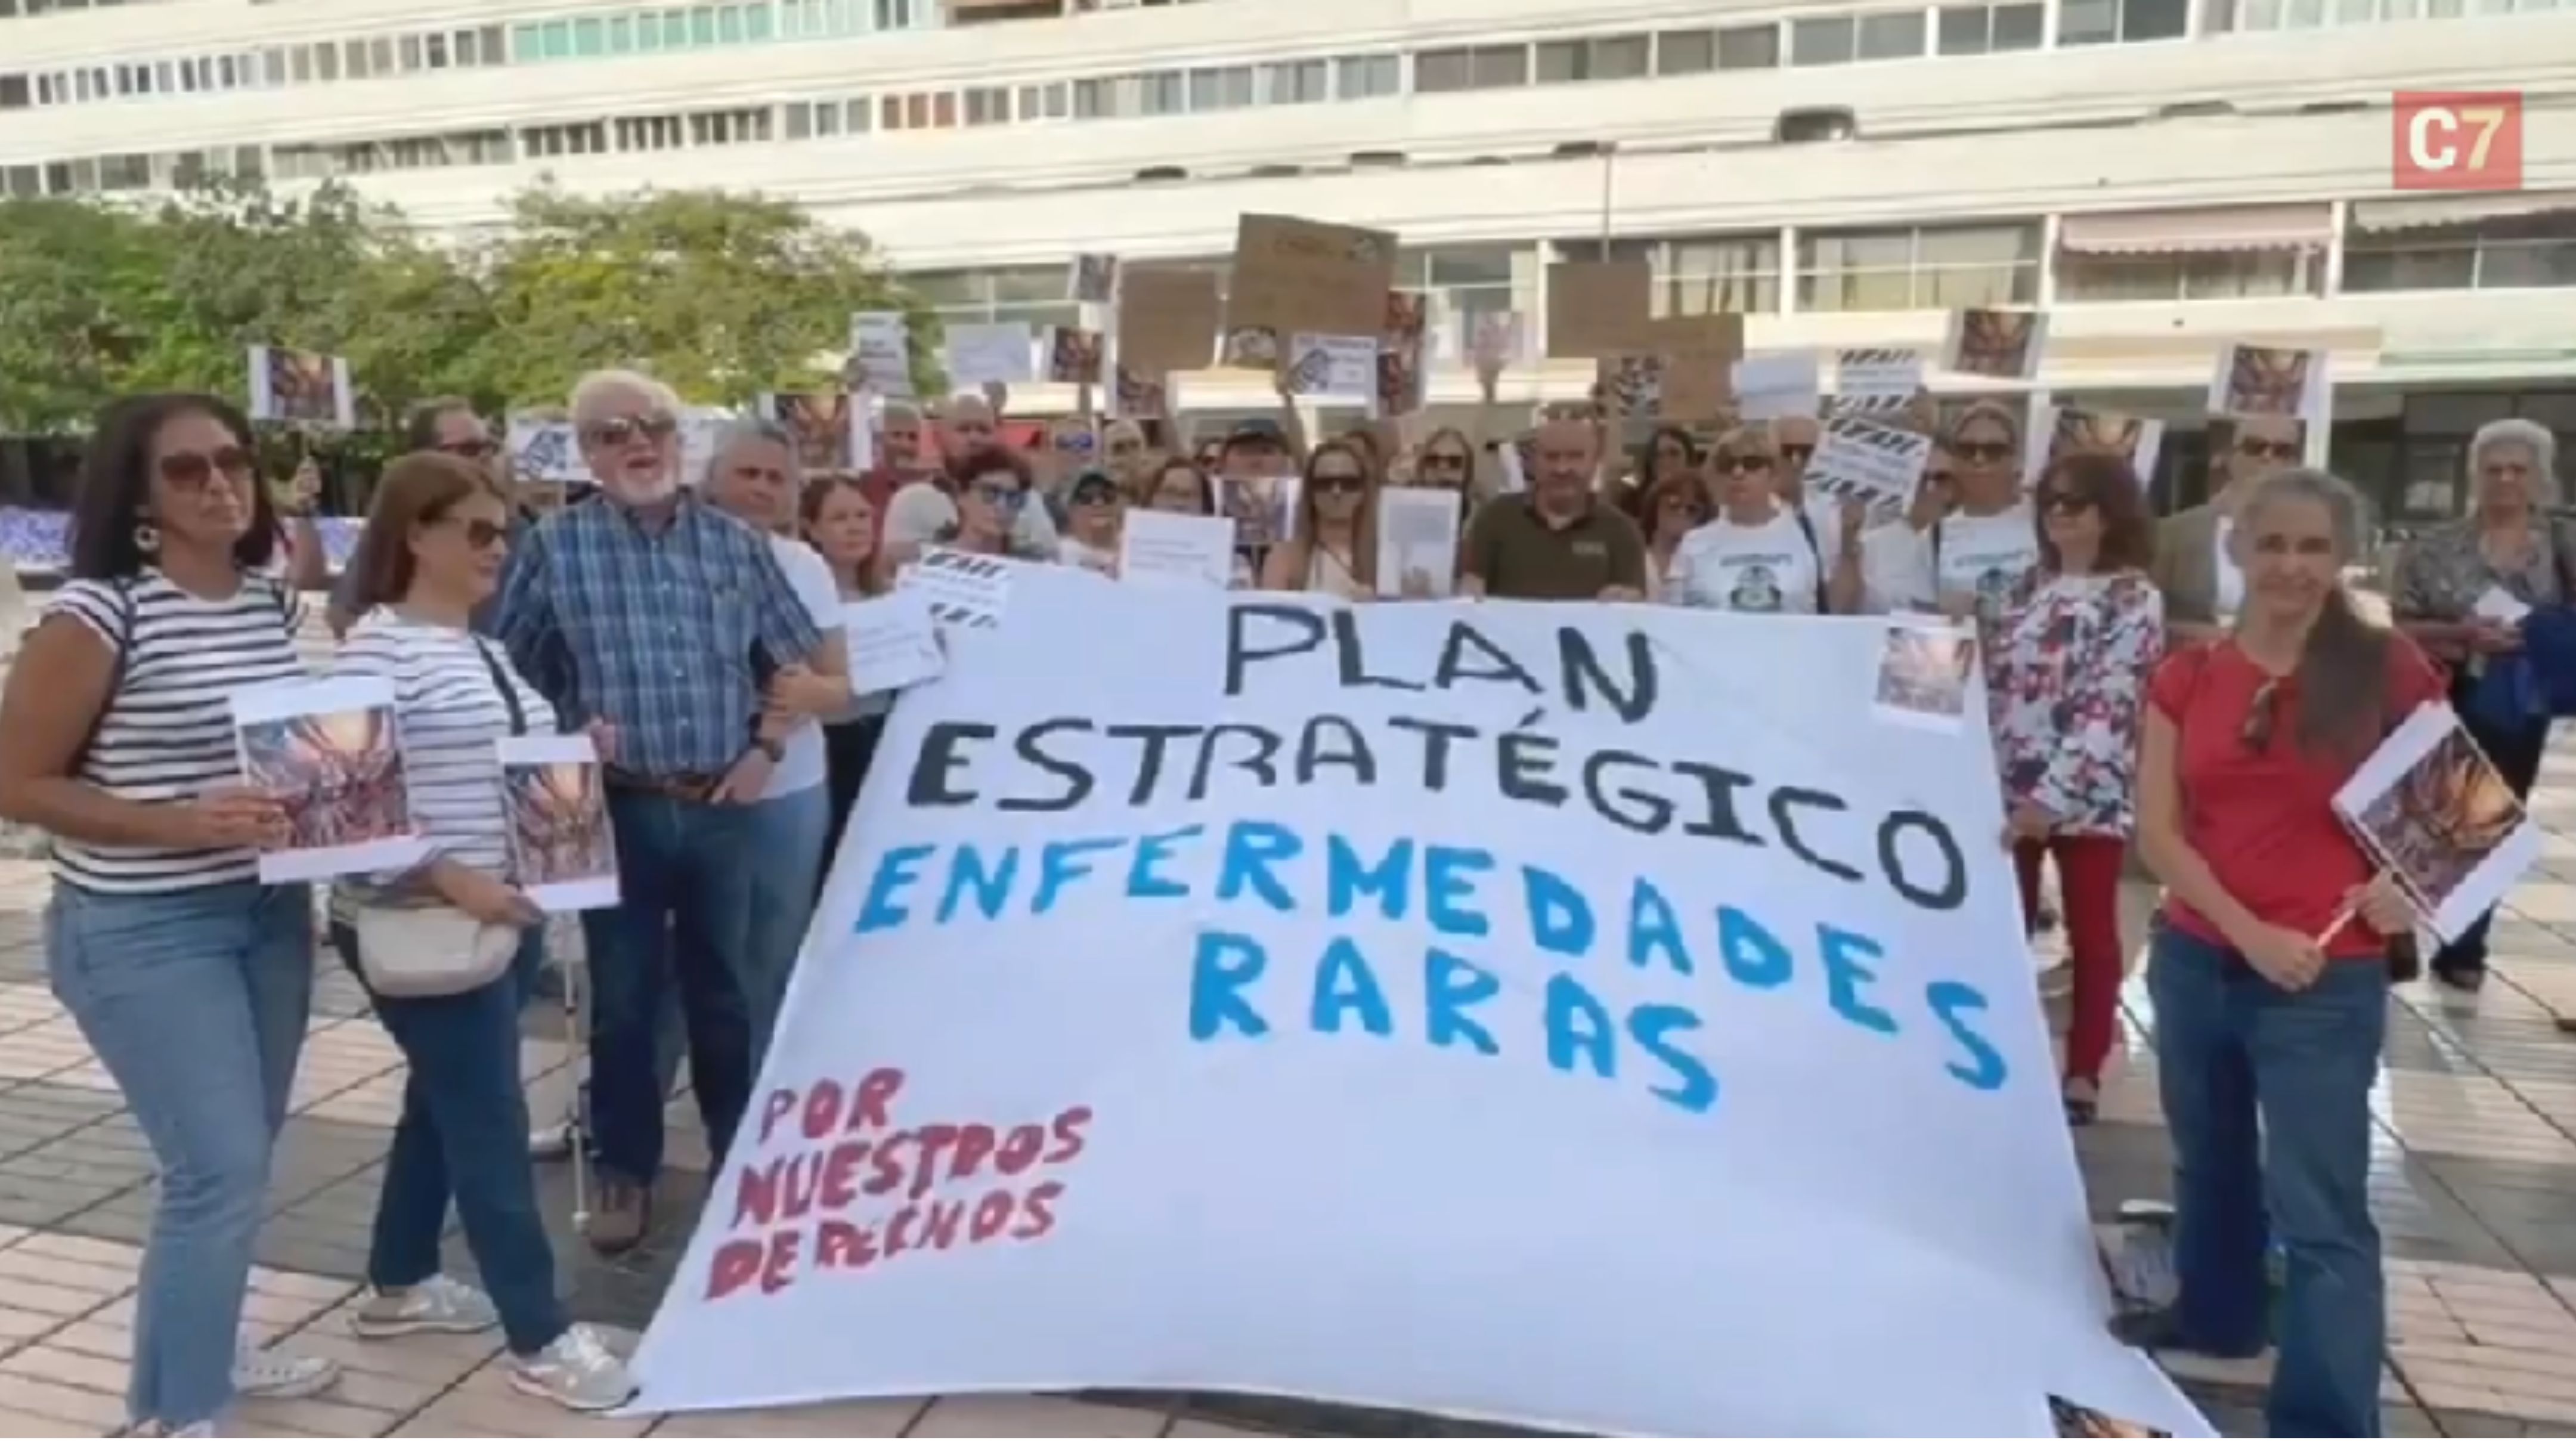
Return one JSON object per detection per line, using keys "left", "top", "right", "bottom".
{"left": 798, "top": 471, "right": 883, "bottom": 597}
{"left": 1274, "top": 441, "right": 1379, "bottom": 587}
{"left": 1131, "top": 453, "right": 1216, "bottom": 513}
{"left": 345, "top": 452, "right": 503, "bottom": 614}
{"left": 1636, "top": 469, "right": 1712, "bottom": 538}
{"left": 2034, "top": 452, "right": 2155, "bottom": 574}
{"left": 403, "top": 397, "right": 482, "bottom": 453}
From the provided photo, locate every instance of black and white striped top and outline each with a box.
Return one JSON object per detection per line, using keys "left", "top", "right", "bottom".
{"left": 333, "top": 609, "right": 558, "bottom": 911}
{"left": 48, "top": 571, "right": 309, "bottom": 894}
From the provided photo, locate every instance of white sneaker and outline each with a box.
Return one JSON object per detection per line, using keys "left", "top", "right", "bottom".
{"left": 233, "top": 1336, "right": 338, "bottom": 1399}
{"left": 350, "top": 1275, "right": 500, "bottom": 1339}
{"left": 509, "top": 1324, "right": 637, "bottom": 1413}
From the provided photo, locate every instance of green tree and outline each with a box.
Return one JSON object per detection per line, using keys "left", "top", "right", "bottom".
{"left": 0, "top": 197, "right": 169, "bottom": 432}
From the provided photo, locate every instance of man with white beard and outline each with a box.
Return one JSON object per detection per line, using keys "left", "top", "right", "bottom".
{"left": 490, "top": 369, "right": 823, "bottom": 1255}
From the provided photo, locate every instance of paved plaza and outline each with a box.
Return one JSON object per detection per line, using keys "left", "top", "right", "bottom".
{"left": 2, "top": 746, "right": 2575, "bottom": 1436}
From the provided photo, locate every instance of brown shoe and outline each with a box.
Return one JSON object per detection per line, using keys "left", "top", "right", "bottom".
{"left": 584, "top": 1178, "right": 651, "bottom": 1256}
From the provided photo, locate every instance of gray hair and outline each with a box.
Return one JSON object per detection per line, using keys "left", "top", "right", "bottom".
{"left": 2234, "top": 466, "right": 2367, "bottom": 562}
{"left": 568, "top": 368, "right": 680, "bottom": 424}
{"left": 2467, "top": 417, "right": 2560, "bottom": 507}
{"left": 702, "top": 418, "right": 802, "bottom": 491}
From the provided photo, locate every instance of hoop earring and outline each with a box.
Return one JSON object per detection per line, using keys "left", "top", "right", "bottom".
{"left": 133, "top": 522, "right": 160, "bottom": 556}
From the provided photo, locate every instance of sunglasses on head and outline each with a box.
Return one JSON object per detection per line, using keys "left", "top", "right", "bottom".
{"left": 437, "top": 439, "right": 501, "bottom": 462}
{"left": 580, "top": 414, "right": 677, "bottom": 450}
{"left": 2237, "top": 436, "right": 2301, "bottom": 462}
{"left": 1953, "top": 441, "right": 2014, "bottom": 464}
{"left": 157, "top": 447, "right": 256, "bottom": 491}
{"left": 1716, "top": 453, "right": 1777, "bottom": 475}
{"left": 2241, "top": 676, "right": 2283, "bottom": 754}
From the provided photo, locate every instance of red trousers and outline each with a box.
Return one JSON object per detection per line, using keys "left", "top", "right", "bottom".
{"left": 2014, "top": 834, "right": 2127, "bottom": 1085}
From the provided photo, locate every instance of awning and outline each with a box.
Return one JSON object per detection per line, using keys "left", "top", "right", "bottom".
{"left": 2057, "top": 203, "right": 2333, "bottom": 256}
{"left": 2350, "top": 191, "right": 2576, "bottom": 233}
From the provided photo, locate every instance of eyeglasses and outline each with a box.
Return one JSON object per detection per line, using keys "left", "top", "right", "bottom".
{"left": 1715, "top": 453, "right": 1778, "bottom": 475}
{"left": 1953, "top": 441, "right": 2014, "bottom": 465}
{"left": 2040, "top": 489, "right": 2097, "bottom": 514}
{"left": 2241, "top": 676, "right": 2282, "bottom": 754}
{"left": 580, "top": 414, "right": 677, "bottom": 450}
{"left": 157, "top": 447, "right": 256, "bottom": 491}
{"left": 1310, "top": 473, "right": 1367, "bottom": 496}
{"left": 436, "top": 439, "right": 501, "bottom": 462}
{"left": 2237, "top": 437, "right": 2302, "bottom": 463}
{"left": 968, "top": 481, "right": 1027, "bottom": 510}
{"left": 1070, "top": 482, "right": 1120, "bottom": 506}
{"left": 1420, "top": 452, "right": 1471, "bottom": 469}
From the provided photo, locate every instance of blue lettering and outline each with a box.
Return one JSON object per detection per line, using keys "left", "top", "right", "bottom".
{"left": 1543, "top": 973, "right": 1616, "bottom": 1081}
{"left": 1187, "top": 930, "right": 1271, "bottom": 1041}
{"left": 1925, "top": 980, "right": 2007, "bottom": 1090}
{"left": 1820, "top": 925, "right": 1899, "bottom": 1035}
{"left": 1126, "top": 825, "right": 1203, "bottom": 900}
{"left": 1717, "top": 906, "right": 1792, "bottom": 989}
{"left": 1521, "top": 866, "right": 1595, "bottom": 958}
{"left": 1033, "top": 837, "right": 1123, "bottom": 915}
{"left": 1311, "top": 937, "right": 1394, "bottom": 1037}
{"left": 1625, "top": 879, "right": 1692, "bottom": 976}
{"left": 1423, "top": 845, "right": 1496, "bottom": 939}
{"left": 1627, "top": 1004, "right": 1717, "bottom": 1114}
{"left": 1423, "top": 949, "right": 1500, "bottom": 1056}
{"left": 1326, "top": 834, "right": 1414, "bottom": 922}
{"left": 854, "top": 844, "right": 934, "bottom": 935}
{"left": 1216, "top": 821, "right": 1302, "bottom": 911}
{"left": 936, "top": 844, "right": 1020, "bottom": 924}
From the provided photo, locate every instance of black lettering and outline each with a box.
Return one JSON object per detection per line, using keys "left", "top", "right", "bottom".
{"left": 1295, "top": 714, "right": 1377, "bottom": 788}
{"left": 1671, "top": 761, "right": 1767, "bottom": 846}
{"left": 1385, "top": 715, "right": 1478, "bottom": 792}
{"left": 1581, "top": 750, "right": 1674, "bottom": 833}
{"left": 1881, "top": 810, "right": 1968, "bottom": 911}
{"left": 1433, "top": 621, "right": 1543, "bottom": 701}
{"left": 1224, "top": 603, "right": 1327, "bottom": 696}
{"left": 1496, "top": 731, "right": 1568, "bottom": 807}
{"left": 1332, "top": 609, "right": 1425, "bottom": 693}
{"left": 906, "top": 722, "right": 993, "bottom": 807}
{"left": 1560, "top": 627, "right": 1657, "bottom": 725}
{"left": 1103, "top": 723, "right": 1206, "bottom": 806}
{"left": 1767, "top": 785, "right": 1862, "bottom": 883}
{"left": 996, "top": 718, "right": 1096, "bottom": 813}
{"left": 1188, "top": 723, "right": 1284, "bottom": 799}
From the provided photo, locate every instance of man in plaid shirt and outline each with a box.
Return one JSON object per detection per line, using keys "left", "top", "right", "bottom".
{"left": 493, "top": 369, "right": 824, "bottom": 1254}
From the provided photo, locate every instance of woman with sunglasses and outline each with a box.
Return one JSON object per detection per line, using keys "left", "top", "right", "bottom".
{"left": 2153, "top": 416, "right": 2307, "bottom": 645}
{"left": 934, "top": 447, "right": 1052, "bottom": 561}
{"left": 1135, "top": 455, "right": 1254, "bottom": 587}
{"left": 1058, "top": 469, "right": 1124, "bottom": 576}
{"left": 1260, "top": 442, "right": 1379, "bottom": 600}
{"left": 1410, "top": 425, "right": 1482, "bottom": 502}
{"left": 1857, "top": 402, "right": 2037, "bottom": 621}
{"left": 1664, "top": 425, "right": 1829, "bottom": 614}
{"left": 330, "top": 453, "right": 636, "bottom": 1411}
{"left": 801, "top": 473, "right": 894, "bottom": 859}
{"left": 1608, "top": 426, "right": 1703, "bottom": 524}
{"left": 1636, "top": 470, "right": 1713, "bottom": 602}
{"left": 1991, "top": 452, "right": 2165, "bottom": 1126}
{"left": 0, "top": 394, "right": 333, "bottom": 1433}
{"left": 2123, "top": 467, "right": 2440, "bottom": 1439}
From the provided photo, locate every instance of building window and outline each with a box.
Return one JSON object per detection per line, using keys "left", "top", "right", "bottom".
{"left": 689, "top": 107, "right": 772, "bottom": 145}
{"left": 1016, "top": 81, "right": 1067, "bottom": 119}
{"left": 1188, "top": 65, "right": 1253, "bottom": 111}
{"left": 617, "top": 114, "right": 685, "bottom": 151}
{"left": 1657, "top": 30, "right": 1716, "bottom": 73}
{"left": 2057, "top": 249, "right": 2325, "bottom": 301}
{"left": 1414, "top": 44, "right": 1528, "bottom": 93}
{"left": 1937, "top": 2, "right": 2048, "bottom": 50}
{"left": 1798, "top": 223, "right": 2040, "bottom": 311}
{"left": 1535, "top": 33, "right": 1651, "bottom": 83}
{"left": 1791, "top": 16, "right": 1856, "bottom": 63}
{"left": 1257, "top": 60, "right": 1326, "bottom": 104}
{"left": 964, "top": 85, "right": 1010, "bottom": 125}
{"left": 2343, "top": 215, "right": 2576, "bottom": 293}
{"left": 1336, "top": 53, "right": 1400, "bottom": 98}
{"left": 1860, "top": 11, "right": 1930, "bottom": 56}
{"left": 2060, "top": 0, "right": 2191, "bottom": 43}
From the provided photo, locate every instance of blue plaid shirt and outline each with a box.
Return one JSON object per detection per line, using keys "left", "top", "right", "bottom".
{"left": 493, "top": 495, "right": 823, "bottom": 778}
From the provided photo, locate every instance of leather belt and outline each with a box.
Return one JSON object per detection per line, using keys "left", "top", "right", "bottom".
{"left": 603, "top": 767, "right": 722, "bottom": 803}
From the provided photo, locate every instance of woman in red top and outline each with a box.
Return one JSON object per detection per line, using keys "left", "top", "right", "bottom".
{"left": 2124, "top": 467, "right": 2441, "bottom": 1439}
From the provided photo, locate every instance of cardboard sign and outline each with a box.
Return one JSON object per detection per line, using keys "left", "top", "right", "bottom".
{"left": 1116, "top": 268, "right": 1223, "bottom": 376}
{"left": 1224, "top": 215, "right": 1397, "bottom": 363}
{"left": 1546, "top": 261, "right": 1655, "bottom": 359}
{"left": 1652, "top": 314, "right": 1748, "bottom": 422}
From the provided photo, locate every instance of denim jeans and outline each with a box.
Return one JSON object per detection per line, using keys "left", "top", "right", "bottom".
{"left": 45, "top": 880, "right": 314, "bottom": 1429}
{"left": 330, "top": 923, "right": 568, "bottom": 1357}
{"left": 580, "top": 788, "right": 760, "bottom": 1185}
{"left": 741, "top": 784, "right": 830, "bottom": 1064}
{"left": 2148, "top": 923, "right": 2388, "bottom": 1438}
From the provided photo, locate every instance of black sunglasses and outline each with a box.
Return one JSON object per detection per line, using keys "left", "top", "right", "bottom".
{"left": 1953, "top": 441, "right": 2014, "bottom": 465}
{"left": 2241, "top": 676, "right": 2282, "bottom": 754}
{"left": 157, "top": 447, "right": 256, "bottom": 490}
{"left": 1070, "top": 479, "right": 1120, "bottom": 504}
{"left": 1310, "top": 473, "right": 1367, "bottom": 496}
{"left": 447, "top": 517, "right": 508, "bottom": 549}
{"left": 2040, "top": 488, "right": 2098, "bottom": 514}
{"left": 580, "top": 414, "right": 677, "bottom": 449}
{"left": 436, "top": 438, "right": 501, "bottom": 462}
{"left": 1420, "top": 451, "right": 1471, "bottom": 469}
{"left": 2237, "top": 437, "right": 2301, "bottom": 463}
{"left": 1716, "top": 453, "right": 1777, "bottom": 475}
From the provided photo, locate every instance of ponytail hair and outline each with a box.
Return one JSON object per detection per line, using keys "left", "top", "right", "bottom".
{"left": 2233, "top": 467, "right": 2391, "bottom": 760}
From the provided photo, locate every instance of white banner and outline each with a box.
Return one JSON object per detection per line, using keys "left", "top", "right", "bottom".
{"left": 630, "top": 572, "right": 2207, "bottom": 1438}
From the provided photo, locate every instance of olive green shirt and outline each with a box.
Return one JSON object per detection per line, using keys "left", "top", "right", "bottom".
{"left": 1464, "top": 493, "right": 1649, "bottom": 602}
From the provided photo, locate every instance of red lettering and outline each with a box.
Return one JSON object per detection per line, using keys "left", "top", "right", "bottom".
{"left": 800, "top": 1079, "right": 844, "bottom": 1142}
{"left": 779, "top": 1152, "right": 819, "bottom": 1222}
{"left": 950, "top": 1123, "right": 996, "bottom": 1179}
{"left": 758, "top": 1088, "right": 799, "bottom": 1146}
{"left": 1014, "top": 1181, "right": 1063, "bottom": 1240}
{"left": 707, "top": 1238, "right": 764, "bottom": 1299}
{"left": 818, "top": 1139, "right": 869, "bottom": 1212}
{"left": 815, "top": 1218, "right": 878, "bottom": 1271}
{"left": 995, "top": 1125, "right": 1045, "bottom": 1175}
{"left": 884, "top": 1204, "right": 921, "bottom": 1261}
{"left": 846, "top": 1067, "right": 905, "bottom": 1133}
{"left": 968, "top": 1188, "right": 1017, "bottom": 1243}
{"left": 863, "top": 1132, "right": 910, "bottom": 1196}
{"left": 760, "top": 1230, "right": 801, "bottom": 1295}
{"left": 1044, "top": 1106, "right": 1093, "bottom": 1165}
{"left": 909, "top": 1123, "right": 960, "bottom": 1199}
{"left": 923, "top": 1197, "right": 967, "bottom": 1250}
{"left": 732, "top": 1159, "right": 782, "bottom": 1230}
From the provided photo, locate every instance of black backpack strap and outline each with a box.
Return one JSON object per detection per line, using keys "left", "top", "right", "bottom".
{"left": 67, "top": 578, "right": 140, "bottom": 776}
{"left": 1792, "top": 509, "right": 1830, "bottom": 615}
{"left": 472, "top": 637, "right": 528, "bottom": 737}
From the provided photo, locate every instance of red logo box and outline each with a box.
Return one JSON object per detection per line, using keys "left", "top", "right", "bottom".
{"left": 2394, "top": 92, "right": 2523, "bottom": 191}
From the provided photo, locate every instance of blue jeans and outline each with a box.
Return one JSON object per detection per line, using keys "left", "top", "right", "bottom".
{"left": 2148, "top": 924, "right": 2388, "bottom": 1438}
{"left": 329, "top": 923, "right": 567, "bottom": 1357}
{"left": 45, "top": 880, "right": 314, "bottom": 1429}
{"left": 580, "top": 789, "right": 759, "bottom": 1184}
{"left": 741, "top": 785, "right": 830, "bottom": 1064}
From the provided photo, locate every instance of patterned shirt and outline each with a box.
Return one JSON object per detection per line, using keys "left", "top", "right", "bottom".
{"left": 2392, "top": 516, "right": 2572, "bottom": 624}
{"left": 491, "top": 495, "right": 822, "bottom": 778}
{"left": 1991, "top": 570, "right": 2165, "bottom": 837}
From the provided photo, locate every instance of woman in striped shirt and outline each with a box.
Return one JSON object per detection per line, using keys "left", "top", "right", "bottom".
{"left": 0, "top": 393, "right": 332, "bottom": 1434}
{"left": 330, "top": 454, "right": 635, "bottom": 1412}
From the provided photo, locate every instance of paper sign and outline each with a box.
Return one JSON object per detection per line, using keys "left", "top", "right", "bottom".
{"left": 1832, "top": 349, "right": 1927, "bottom": 416}
{"left": 1117, "top": 509, "right": 1237, "bottom": 590}
{"left": 943, "top": 323, "right": 1036, "bottom": 391}
{"left": 1470, "top": 312, "right": 1526, "bottom": 369}
{"left": 1225, "top": 214, "right": 1397, "bottom": 366}
{"left": 1872, "top": 615, "right": 1978, "bottom": 735}
{"left": 758, "top": 392, "right": 862, "bottom": 472}
{"left": 2473, "top": 586, "right": 2531, "bottom": 625}
{"left": 1283, "top": 334, "right": 1377, "bottom": 399}
{"left": 1046, "top": 328, "right": 1106, "bottom": 386}
{"left": 897, "top": 547, "right": 1015, "bottom": 630}
{"left": 1070, "top": 254, "right": 1119, "bottom": 306}
{"left": 1945, "top": 309, "right": 2047, "bottom": 382}
{"left": 1806, "top": 415, "right": 1934, "bottom": 524}
{"left": 842, "top": 592, "right": 949, "bottom": 693}
{"left": 1596, "top": 355, "right": 1665, "bottom": 418}
{"left": 1733, "top": 352, "right": 1823, "bottom": 422}
{"left": 2208, "top": 344, "right": 2329, "bottom": 422}
{"left": 2026, "top": 407, "right": 2166, "bottom": 491}
{"left": 1375, "top": 486, "right": 1462, "bottom": 599}
{"left": 1546, "top": 261, "right": 1654, "bottom": 359}
{"left": 507, "top": 420, "right": 592, "bottom": 485}
{"left": 848, "top": 312, "right": 914, "bottom": 400}
{"left": 1378, "top": 292, "right": 1428, "bottom": 418}
{"left": 1654, "top": 314, "right": 1747, "bottom": 422}
{"left": 2333, "top": 701, "right": 2543, "bottom": 943}
{"left": 1117, "top": 268, "right": 1222, "bottom": 376}
{"left": 232, "top": 675, "right": 422, "bottom": 884}
{"left": 248, "top": 345, "right": 355, "bottom": 429}
{"left": 1113, "top": 363, "right": 1169, "bottom": 421}
{"left": 1216, "top": 475, "right": 1301, "bottom": 555}
{"left": 499, "top": 734, "right": 619, "bottom": 913}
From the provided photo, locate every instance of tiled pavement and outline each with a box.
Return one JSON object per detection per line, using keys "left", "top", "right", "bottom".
{"left": 7, "top": 772, "right": 2576, "bottom": 1435}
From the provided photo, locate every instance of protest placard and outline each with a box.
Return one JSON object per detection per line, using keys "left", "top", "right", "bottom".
{"left": 1374, "top": 486, "right": 1462, "bottom": 598}
{"left": 1734, "top": 351, "right": 1823, "bottom": 421}
{"left": 1225, "top": 215, "right": 1397, "bottom": 369}
{"left": 944, "top": 323, "right": 1037, "bottom": 391}
{"left": 1946, "top": 309, "right": 2048, "bottom": 381}
{"left": 1117, "top": 268, "right": 1222, "bottom": 376}
{"left": 1832, "top": 348, "right": 1928, "bottom": 416}
{"left": 1117, "top": 510, "right": 1236, "bottom": 590}
{"left": 2333, "top": 702, "right": 2543, "bottom": 942}
{"left": 1806, "top": 414, "right": 1936, "bottom": 522}
{"left": 248, "top": 345, "right": 355, "bottom": 429}
{"left": 628, "top": 572, "right": 2209, "bottom": 1439}
{"left": 2025, "top": 407, "right": 2166, "bottom": 491}
{"left": 1545, "top": 261, "right": 1655, "bottom": 358}
{"left": 232, "top": 676, "right": 420, "bottom": 884}
{"left": 500, "top": 735, "right": 619, "bottom": 913}
{"left": 2208, "top": 343, "right": 2329, "bottom": 422}
{"left": 848, "top": 312, "right": 914, "bottom": 399}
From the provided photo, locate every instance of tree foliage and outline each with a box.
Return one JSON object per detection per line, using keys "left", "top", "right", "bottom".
{"left": 0, "top": 178, "right": 935, "bottom": 436}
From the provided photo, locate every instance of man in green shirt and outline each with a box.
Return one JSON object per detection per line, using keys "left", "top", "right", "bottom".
{"left": 1460, "top": 417, "right": 1649, "bottom": 602}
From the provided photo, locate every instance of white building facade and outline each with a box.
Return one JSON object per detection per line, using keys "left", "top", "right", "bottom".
{"left": 3, "top": 0, "right": 2573, "bottom": 514}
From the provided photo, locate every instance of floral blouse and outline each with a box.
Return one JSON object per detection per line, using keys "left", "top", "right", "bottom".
{"left": 1992, "top": 570, "right": 2166, "bottom": 837}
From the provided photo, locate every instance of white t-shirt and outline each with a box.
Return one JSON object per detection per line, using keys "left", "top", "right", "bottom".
{"left": 765, "top": 535, "right": 839, "bottom": 800}
{"left": 1664, "top": 509, "right": 1822, "bottom": 614}
{"left": 1058, "top": 536, "right": 1116, "bottom": 575}
{"left": 1857, "top": 506, "right": 2039, "bottom": 616}
{"left": 884, "top": 479, "right": 1059, "bottom": 556}
{"left": 2213, "top": 516, "right": 2244, "bottom": 618}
